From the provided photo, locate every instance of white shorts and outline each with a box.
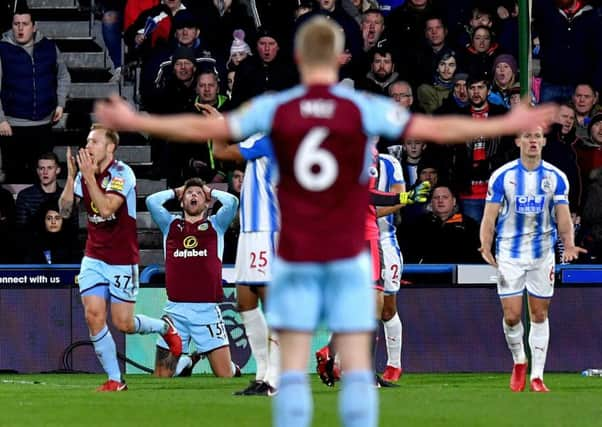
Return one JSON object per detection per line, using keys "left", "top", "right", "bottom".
{"left": 381, "top": 242, "right": 403, "bottom": 294}
{"left": 497, "top": 251, "right": 555, "bottom": 299}
{"left": 234, "top": 231, "right": 277, "bottom": 285}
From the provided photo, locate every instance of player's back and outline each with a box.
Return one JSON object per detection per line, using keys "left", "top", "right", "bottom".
{"left": 271, "top": 85, "right": 373, "bottom": 262}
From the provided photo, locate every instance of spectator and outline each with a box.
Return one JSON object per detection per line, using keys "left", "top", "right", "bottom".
{"left": 141, "top": 10, "right": 226, "bottom": 109}
{"left": 407, "top": 184, "right": 481, "bottom": 263}
{"left": 0, "top": 8, "right": 70, "bottom": 183}
{"left": 352, "top": 8, "right": 387, "bottom": 79}
{"left": 355, "top": 46, "right": 399, "bottom": 95}
{"left": 575, "top": 112, "right": 602, "bottom": 188}
{"left": 124, "top": 0, "right": 186, "bottom": 56}
{"left": 409, "top": 15, "right": 452, "bottom": 86}
{"left": 98, "top": 0, "right": 125, "bottom": 81}
{"left": 230, "top": 27, "right": 297, "bottom": 108}
{"left": 227, "top": 29, "right": 252, "bottom": 71}
{"left": 580, "top": 167, "right": 602, "bottom": 263}
{"left": 0, "top": 184, "right": 16, "bottom": 262}
{"left": 571, "top": 84, "right": 601, "bottom": 145}
{"left": 434, "top": 71, "right": 469, "bottom": 114}
{"left": 452, "top": 73, "right": 509, "bottom": 222}
{"left": 25, "top": 199, "right": 81, "bottom": 264}
{"left": 533, "top": 0, "right": 602, "bottom": 102}
{"left": 455, "top": 5, "right": 494, "bottom": 50}
{"left": 151, "top": 46, "right": 198, "bottom": 113}
{"left": 542, "top": 103, "right": 583, "bottom": 212}
{"left": 461, "top": 26, "right": 502, "bottom": 81}
{"left": 488, "top": 54, "right": 518, "bottom": 109}
{"left": 222, "top": 166, "right": 244, "bottom": 264}
{"left": 15, "top": 151, "right": 73, "bottom": 232}
{"left": 185, "top": 0, "right": 257, "bottom": 62}
{"left": 388, "top": 80, "right": 416, "bottom": 110}
{"left": 386, "top": 139, "right": 427, "bottom": 187}
{"left": 416, "top": 48, "right": 457, "bottom": 113}
{"left": 385, "top": 0, "right": 442, "bottom": 65}
{"left": 342, "top": 0, "right": 381, "bottom": 24}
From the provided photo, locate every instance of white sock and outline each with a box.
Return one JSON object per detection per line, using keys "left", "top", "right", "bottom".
{"left": 240, "top": 307, "right": 269, "bottom": 381}
{"left": 529, "top": 319, "right": 550, "bottom": 380}
{"left": 173, "top": 355, "right": 192, "bottom": 377}
{"left": 383, "top": 313, "right": 402, "bottom": 368}
{"left": 503, "top": 319, "right": 527, "bottom": 364}
{"left": 264, "top": 331, "right": 280, "bottom": 388}
{"left": 230, "top": 361, "right": 238, "bottom": 376}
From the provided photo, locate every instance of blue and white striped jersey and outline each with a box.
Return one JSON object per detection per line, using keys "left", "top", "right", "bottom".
{"left": 486, "top": 159, "right": 570, "bottom": 261}
{"left": 377, "top": 154, "right": 404, "bottom": 246}
{"left": 238, "top": 134, "right": 280, "bottom": 233}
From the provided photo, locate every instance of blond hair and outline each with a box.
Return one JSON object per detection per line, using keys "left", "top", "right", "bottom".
{"left": 295, "top": 16, "right": 344, "bottom": 67}
{"left": 90, "top": 123, "right": 120, "bottom": 147}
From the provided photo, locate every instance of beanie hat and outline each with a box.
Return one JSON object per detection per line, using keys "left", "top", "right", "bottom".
{"left": 230, "top": 29, "right": 252, "bottom": 56}
{"left": 492, "top": 53, "right": 518, "bottom": 76}
{"left": 172, "top": 10, "right": 199, "bottom": 30}
{"left": 172, "top": 46, "right": 196, "bottom": 63}
{"left": 453, "top": 71, "right": 469, "bottom": 84}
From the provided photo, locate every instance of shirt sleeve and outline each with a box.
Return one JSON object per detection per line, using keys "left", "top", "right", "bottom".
{"left": 238, "top": 134, "right": 274, "bottom": 161}
{"left": 553, "top": 170, "right": 570, "bottom": 205}
{"left": 209, "top": 190, "right": 239, "bottom": 234}
{"left": 486, "top": 171, "right": 505, "bottom": 204}
{"left": 106, "top": 165, "right": 135, "bottom": 199}
{"left": 74, "top": 172, "right": 83, "bottom": 199}
{"left": 145, "top": 189, "right": 176, "bottom": 235}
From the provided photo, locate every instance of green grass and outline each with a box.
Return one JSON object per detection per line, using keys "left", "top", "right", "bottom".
{"left": 1, "top": 373, "right": 602, "bottom": 426}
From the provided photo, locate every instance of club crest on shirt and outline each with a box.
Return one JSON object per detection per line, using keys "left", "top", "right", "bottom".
{"left": 198, "top": 223, "right": 209, "bottom": 231}
{"left": 183, "top": 236, "right": 198, "bottom": 249}
{"left": 541, "top": 178, "right": 552, "bottom": 193}
{"left": 109, "top": 177, "right": 125, "bottom": 192}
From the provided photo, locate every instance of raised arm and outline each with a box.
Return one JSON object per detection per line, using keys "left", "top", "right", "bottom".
{"left": 405, "top": 102, "right": 559, "bottom": 144}
{"left": 94, "top": 96, "right": 232, "bottom": 142}
{"left": 146, "top": 189, "right": 177, "bottom": 235}
{"left": 210, "top": 189, "right": 239, "bottom": 233}
{"left": 59, "top": 146, "right": 79, "bottom": 219}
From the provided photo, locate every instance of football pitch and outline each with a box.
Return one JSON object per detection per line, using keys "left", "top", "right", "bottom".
{"left": 1, "top": 373, "right": 602, "bottom": 427}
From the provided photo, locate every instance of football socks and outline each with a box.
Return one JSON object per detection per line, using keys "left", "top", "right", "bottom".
{"left": 383, "top": 313, "right": 402, "bottom": 369}
{"left": 274, "top": 371, "right": 311, "bottom": 427}
{"left": 134, "top": 314, "right": 168, "bottom": 334}
{"left": 529, "top": 319, "right": 549, "bottom": 380}
{"left": 340, "top": 370, "right": 377, "bottom": 427}
{"left": 503, "top": 319, "right": 527, "bottom": 364}
{"left": 240, "top": 308, "right": 269, "bottom": 381}
{"left": 90, "top": 325, "right": 121, "bottom": 382}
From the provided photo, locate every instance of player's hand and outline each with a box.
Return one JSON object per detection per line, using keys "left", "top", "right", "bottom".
{"left": 202, "top": 184, "right": 212, "bottom": 200}
{"left": 76, "top": 148, "right": 96, "bottom": 178}
{"left": 195, "top": 103, "right": 222, "bottom": 119}
{"left": 0, "top": 120, "right": 12, "bottom": 136}
{"left": 94, "top": 94, "right": 139, "bottom": 132}
{"left": 478, "top": 247, "right": 498, "bottom": 267}
{"left": 174, "top": 185, "right": 185, "bottom": 200}
{"left": 65, "top": 146, "right": 78, "bottom": 179}
{"left": 399, "top": 181, "right": 430, "bottom": 205}
{"left": 562, "top": 245, "right": 587, "bottom": 263}
{"left": 507, "top": 101, "right": 559, "bottom": 133}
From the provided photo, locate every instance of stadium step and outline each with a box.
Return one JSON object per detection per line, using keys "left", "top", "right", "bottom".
{"left": 55, "top": 38, "right": 105, "bottom": 69}
{"left": 77, "top": 211, "right": 172, "bottom": 230}
{"left": 28, "top": 0, "right": 77, "bottom": 7}
{"left": 54, "top": 145, "right": 151, "bottom": 164}
{"left": 61, "top": 178, "right": 167, "bottom": 198}
{"left": 140, "top": 249, "right": 164, "bottom": 266}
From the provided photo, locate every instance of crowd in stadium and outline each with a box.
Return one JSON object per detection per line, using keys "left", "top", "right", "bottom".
{"left": 1, "top": 0, "right": 602, "bottom": 265}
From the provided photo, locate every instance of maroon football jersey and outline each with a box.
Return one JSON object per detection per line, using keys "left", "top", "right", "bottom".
{"left": 75, "top": 161, "right": 139, "bottom": 265}
{"left": 164, "top": 218, "right": 223, "bottom": 303}
{"left": 271, "top": 85, "right": 372, "bottom": 261}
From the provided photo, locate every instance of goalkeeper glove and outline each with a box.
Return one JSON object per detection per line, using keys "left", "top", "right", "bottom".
{"left": 399, "top": 181, "right": 431, "bottom": 205}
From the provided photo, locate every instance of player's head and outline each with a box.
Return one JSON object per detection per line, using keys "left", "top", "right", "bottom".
{"left": 515, "top": 126, "right": 546, "bottom": 158}
{"left": 294, "top": 16, "right": 344, "bottom": 71}
{"left": 36, "top": 152, "right": 61, "bottom": 186}
{"left": 181, "top": 177, "right": 209, "bottom": 217}
{"left": 86, "top": 123, "right": 120, "bottom": 171}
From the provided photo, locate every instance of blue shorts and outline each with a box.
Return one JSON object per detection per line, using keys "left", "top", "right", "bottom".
{"left": 78, "top": 256, "right": 139, "bottom": 303}
{"left": 266, "top": 251, "right": 376, "bottom": 333}
{"left": 157, "top": 301, "right": 229, "bottom": 354}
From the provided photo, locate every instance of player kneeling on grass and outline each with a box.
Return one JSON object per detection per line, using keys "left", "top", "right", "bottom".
{"left": 146, "top": 178, "right": 241, "bottom": 377}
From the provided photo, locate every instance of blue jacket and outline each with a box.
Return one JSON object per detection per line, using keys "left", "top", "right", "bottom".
{"left": 533, "top": 0, "right": 602, "bottom": 91}
{"left": 0, "top": 37, "right": 58, "bottom": 120}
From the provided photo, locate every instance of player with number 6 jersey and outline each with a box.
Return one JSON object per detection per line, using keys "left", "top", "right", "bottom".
{"left": 146, "top": 178, "right": 240, "bottom": 378}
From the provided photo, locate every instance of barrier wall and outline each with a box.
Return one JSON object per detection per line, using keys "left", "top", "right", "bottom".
{"left": 1, "top": 264, "right": 601, "bottom": 374}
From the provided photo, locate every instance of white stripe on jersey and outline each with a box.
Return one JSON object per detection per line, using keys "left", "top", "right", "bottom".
{"left": 377, "top": 154, "right": 404, "bottom": 247}
{"left": 486, "top": 159, "right": 569, "bottom": 261}
{"left": 240, "top": 154, "right": 280, "bottom": 233}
